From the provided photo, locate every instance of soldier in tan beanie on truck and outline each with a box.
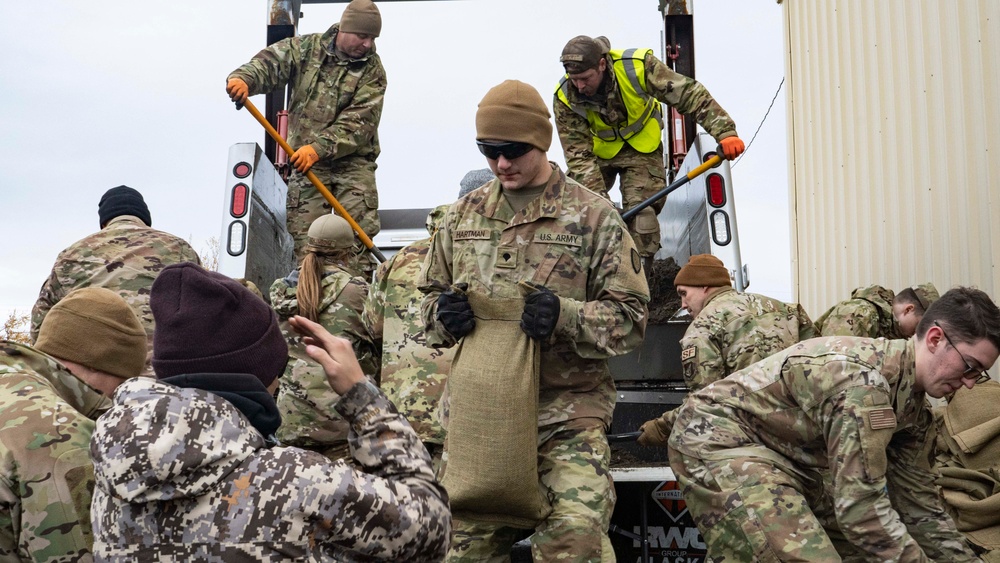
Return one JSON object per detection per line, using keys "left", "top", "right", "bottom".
{"left": 227, "top": 0, "right": 386, "bottom": 275}
{"left": 1, "top": 287, "right": 146, "bottom": 561}
{"left": 419, "top": 79, "right": 649, "bottom": 561}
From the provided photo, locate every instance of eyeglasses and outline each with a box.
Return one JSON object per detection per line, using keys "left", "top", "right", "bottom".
{"left": 476, "top": 140, "right": 533, "bottom": 161}
{"left": 935, "top": 321, "right": 991, "bottom": 384}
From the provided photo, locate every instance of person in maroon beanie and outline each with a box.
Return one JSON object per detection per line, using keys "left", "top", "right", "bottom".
{"left": 87, "top": 262, "right": 451, "bottom": 561}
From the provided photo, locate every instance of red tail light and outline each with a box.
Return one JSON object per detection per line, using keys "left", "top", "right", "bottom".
{"left": 706, "top": 174, "right": 726, "bottom": 208}
{"left": 231, "top": 183, "right": 249, "bottom": 218}
{"left": 233, "top": 162, "right": 252, "bottom": 178}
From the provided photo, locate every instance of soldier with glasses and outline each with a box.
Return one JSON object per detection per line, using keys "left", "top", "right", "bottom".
{"left": 668, "top": 286, "right": 999, "bottom": 561}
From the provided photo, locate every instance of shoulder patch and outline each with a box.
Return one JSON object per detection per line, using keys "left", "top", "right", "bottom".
{"left": 631, "top": 248, "right": 642, "bottom": 274}
{"left": 680, "top": 346, "right": 697, "bottom": 361}
{"left": 867, "top": 407, "right": 896, "bottom": 430}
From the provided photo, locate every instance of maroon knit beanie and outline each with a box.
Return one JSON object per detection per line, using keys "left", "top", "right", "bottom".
{"left": 150, "top": 262, "right": 287, "bottom": 387}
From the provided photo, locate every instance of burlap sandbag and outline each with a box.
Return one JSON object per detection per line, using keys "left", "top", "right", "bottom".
{"left": 440, "top": 292, "right": 552, "bottom": 528}
{"left": 934, "top": 381, "right": 1000, "bottom": 550}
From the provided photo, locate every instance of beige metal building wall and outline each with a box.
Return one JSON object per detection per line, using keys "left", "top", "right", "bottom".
{"left": 780, "top": 0, "right": 1000, "bottom": 321}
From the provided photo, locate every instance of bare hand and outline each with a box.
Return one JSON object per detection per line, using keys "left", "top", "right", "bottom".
{"left": 288, "top": 315, "right": 365, "bottom": 395}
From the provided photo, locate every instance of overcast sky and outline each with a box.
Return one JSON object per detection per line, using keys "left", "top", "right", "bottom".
{"left": 0, "top": 0, "right": 790, "bottom": 323}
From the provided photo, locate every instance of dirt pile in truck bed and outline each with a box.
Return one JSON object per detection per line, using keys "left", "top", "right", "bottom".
{"left": 610, "top": 446, "right": 666, "bottom": 468}
{"left": 647, "top": 257, "right": 682, "bottom": 324}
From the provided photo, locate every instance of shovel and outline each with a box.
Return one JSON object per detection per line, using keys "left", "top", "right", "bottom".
{"left": 607, "top": 430, "right": 642, "bottom": 443}
{"left": 237, "top": 99, "right": 386, "bottom": 263}
{"left": 621, "top": 153, "right": 723, "bottom": 222}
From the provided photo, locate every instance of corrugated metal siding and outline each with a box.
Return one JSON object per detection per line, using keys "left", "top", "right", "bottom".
{"left": 783, "top": 0, "right": 1000, "bottom": 321}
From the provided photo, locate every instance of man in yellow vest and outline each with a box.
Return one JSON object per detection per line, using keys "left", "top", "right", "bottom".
{"left": 554, "top": 35, "right": 745, "bottom": 266}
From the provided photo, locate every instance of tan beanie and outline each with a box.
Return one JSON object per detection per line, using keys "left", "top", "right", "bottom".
{"left": 476, "top": 80, "right": 553, "bottom": 151}
{"left": 340, "top": 0, "right": 381, "bottom": 37}
{"left": 35, "top": 287, "right": 147, "bottom": 379}
{"left": 674, "top": 254, "right": 732, "bottom": 288}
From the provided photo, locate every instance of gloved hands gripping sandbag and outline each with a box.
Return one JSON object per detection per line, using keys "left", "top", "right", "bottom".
{"left": 439, "top": 284, "right": 551, "bottom": 528}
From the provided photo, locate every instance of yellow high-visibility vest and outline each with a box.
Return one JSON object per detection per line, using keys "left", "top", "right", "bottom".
{"left": 556, "top": 48, "right": 663, "bottom": 159}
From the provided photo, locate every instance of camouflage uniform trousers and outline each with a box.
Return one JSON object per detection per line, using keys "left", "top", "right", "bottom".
{"left": 446, "top": 418, "right": 616, "bottom": 563}
{"left": 595, "top": 144, "right": 666, "bottom": 258}
{"left": 286, "top": 157, "right": 380, "bottom": 273}
{"left": 669, "top": 447, "right": 848, "bottom": 562}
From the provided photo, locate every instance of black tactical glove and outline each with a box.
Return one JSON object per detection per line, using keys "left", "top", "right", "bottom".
{"left": 521, "top": 286, "right": 560, "bottom": 340}
{"left": 436, "top": 283, "right": 475, "bottom": 339}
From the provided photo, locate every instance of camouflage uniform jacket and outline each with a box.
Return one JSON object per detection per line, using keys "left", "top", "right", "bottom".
{"left": 364, "top": 237, "right": 452, "bottom": 446}
{"left": 30, "top": 215, "right": 201, "bottom": 375}
{"left": 817, "top": 284, "right": 901, "bottom": 339}
{"left": 554, "top": 50, "right": 737, "bottom": 192}
{"left": 419, "top": 165, "right": 650, "bottom": 426}
{"left": 680, "top": 288, "right": 814, "bottom": 393}
{"left": 670, "top": 337, "right": 977, "bottom": 562}
{"left": 0, "top": 342, "right": 111, "bottom": 562}
{"left": 228, "top": 23, "right": 385, "bottom": 168}
{"left": 89, "top": 377, "right": 450, "bottom": 561}
{"left": 270, "top": 264, "right": 378, "bottom": 453}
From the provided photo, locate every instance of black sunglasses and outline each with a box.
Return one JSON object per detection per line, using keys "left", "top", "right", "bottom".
{"left": 476, "top": 140, "right": 533, "bottom": 161}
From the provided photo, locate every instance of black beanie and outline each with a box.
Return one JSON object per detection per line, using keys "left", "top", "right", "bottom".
{"left": 150, "top": 262, "right": 288, "bottom": 388}
{"left": 98, "top": 185, "right": 152, "bottom": 227}
{"left": 160, "top": 373, "right": 282, "bottom": 439}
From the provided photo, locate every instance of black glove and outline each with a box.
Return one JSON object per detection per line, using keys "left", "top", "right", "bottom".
{"left": 436, "top": 283, "right": 475, "bottom": 339}
{"left": 521, "top": 286, "right": 560, "bottom": 340}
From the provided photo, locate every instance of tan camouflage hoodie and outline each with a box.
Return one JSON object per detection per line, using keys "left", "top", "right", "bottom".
{"left": 89, "top": 377, "right": 450, "bottom": 561}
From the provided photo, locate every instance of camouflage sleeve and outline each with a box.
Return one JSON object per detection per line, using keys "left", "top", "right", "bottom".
{"left": 0, "top": 377, "right": 96, "bottom": 560}
{"left": 825, "top": 386, "right": 934, "bottom": 560}
{"left": 885, "top": 414, "right": 980, "bottom": 561}
{"left": 553, "top": 208, "right": 649, "bottom": 358}
{"left": 679, "top": 328, "right": 725, "bottom": 393}
{"left": 320, "top": 278, "right": 379, "bottom": 381}
{"left": 29, "top": 266, "right": 67, "bottom": 342}
{"left": 418, "top": 222, "right": 457, "bottom": 349}
{"left": 553, "top": 94, "right": 606, "bottom": 193}
{"left": 228, "top": 36, "right": 302, "bottom": 100}
{"left": 14, "top": 449, "right": 95, "bottom": 560}
{"left": 178, "top": 240, "right": 202, "bottom": 266}
{"left": 327, "top": 380, "right": 450, "bottom": 559}
{"left": 311, "top": 59, "right": 386, "bottom": 162}
{"left": 643, "top": 52, "right": 737, "bottom": 142}
{"left": 363, "top": 257, "right": 393, "bottom": 347}
{"left": 794, "top": 303, "right": 820, "bottom": 340}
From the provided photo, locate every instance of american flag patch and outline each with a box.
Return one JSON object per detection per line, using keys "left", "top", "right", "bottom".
{"left": 867, "top": 407, "right": 896, "bottom": 430}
